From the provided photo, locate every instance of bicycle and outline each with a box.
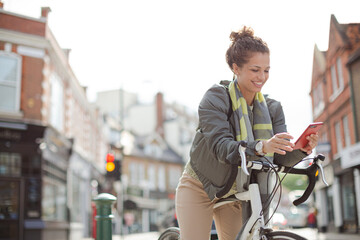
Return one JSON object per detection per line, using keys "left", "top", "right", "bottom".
{"left": 158, "top": 141, "right": 328, "bottom": 240}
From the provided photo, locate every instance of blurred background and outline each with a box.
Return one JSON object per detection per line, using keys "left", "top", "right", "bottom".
{"left": 0, "top": 0, "right": 360, "bottom": 239}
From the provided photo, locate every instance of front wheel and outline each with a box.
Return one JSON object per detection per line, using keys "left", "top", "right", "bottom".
{"left": 158, "top": 227, "right": 180, "bottom": 240}
{"left": 265, "top": 230, "right": 307, "bottom": 240}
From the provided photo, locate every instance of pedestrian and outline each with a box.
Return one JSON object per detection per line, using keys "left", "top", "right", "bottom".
{"left": 307, "top": 208, "right": 317, "bottom": 228}
{"left": 175, "top": 26, "right": 319, "bottom": 240}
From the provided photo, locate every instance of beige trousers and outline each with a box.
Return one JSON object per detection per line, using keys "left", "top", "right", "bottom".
{"left": 175, "top": 172, "right": 243, "bottom": 240}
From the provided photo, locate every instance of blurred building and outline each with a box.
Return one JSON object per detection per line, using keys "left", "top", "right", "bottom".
{"left": 95, "top": 90, "right": 197, "bottom": 233}
{"left": 0, "top": 4, "right": 108, "bottom": 240}
{"left": 310, "top": 14, "right": 360, "bottom": 234}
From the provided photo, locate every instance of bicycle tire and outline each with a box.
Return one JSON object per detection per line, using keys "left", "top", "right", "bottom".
{"left": 266, "top": 230, "right": 307, "bottom": 240}
{"left": 158, "top": 227, "right": 181, "bottom": 240}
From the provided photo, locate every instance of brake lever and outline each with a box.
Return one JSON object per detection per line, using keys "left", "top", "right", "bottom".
{"left": 239, "top": 143, "right": 249, "bottom": 176}
{"left": 317, "top": 162, "right": 329, "bottom": 186}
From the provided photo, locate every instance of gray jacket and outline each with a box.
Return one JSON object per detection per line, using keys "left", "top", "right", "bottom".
{"left": 189, "top": 82, "right": 307, "bottom": 201}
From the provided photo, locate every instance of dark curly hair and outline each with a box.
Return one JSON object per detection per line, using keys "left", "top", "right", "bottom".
{"left": 226, "top": 26, "right": 269, "bottom": 71}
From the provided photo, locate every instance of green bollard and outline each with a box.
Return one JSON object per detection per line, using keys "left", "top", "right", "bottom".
{"left": 93, "top": 193, "right": 117, "bottom": 240}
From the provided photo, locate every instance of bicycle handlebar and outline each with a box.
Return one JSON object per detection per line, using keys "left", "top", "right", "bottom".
{"left": 282, "top": 154, "right": 326, "bottom": 206}
{"left": 215, "top": 141, "right": 328, "bottom": 205}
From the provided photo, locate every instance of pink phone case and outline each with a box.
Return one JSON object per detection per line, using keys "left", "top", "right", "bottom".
{"left": 293, "top": 122, "right": 323, "bottom": 150}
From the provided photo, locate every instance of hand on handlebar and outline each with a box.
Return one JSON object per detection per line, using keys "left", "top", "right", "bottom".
{"left": 263, "top": 133, "right": 294, "bottom": 155}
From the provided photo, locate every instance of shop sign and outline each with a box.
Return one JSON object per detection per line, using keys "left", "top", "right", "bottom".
{"left": 0, "top": 129, "right": 22, "bottom": 141}
{"left": 340, "top": 142, "right": 360, "bottom": 169}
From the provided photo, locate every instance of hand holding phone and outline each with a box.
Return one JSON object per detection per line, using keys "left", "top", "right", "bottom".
{"left": 293, "top": 122, "right": 323, "bottom": 150}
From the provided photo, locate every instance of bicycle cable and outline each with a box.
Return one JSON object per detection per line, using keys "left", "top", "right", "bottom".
{"left": 256, "top": 155, "right": 316, "bottom": 226}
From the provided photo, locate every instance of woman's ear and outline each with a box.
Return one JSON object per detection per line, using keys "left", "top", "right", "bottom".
{"left": 232, "top": 63, "right": 240, "bottom": 75}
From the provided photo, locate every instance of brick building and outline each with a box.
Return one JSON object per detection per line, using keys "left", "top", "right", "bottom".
{"left": 0, "top": 4, "right": 107, "bottom": 240}
{"left": 311, "top": 14, "right": 360, "bottom": 234}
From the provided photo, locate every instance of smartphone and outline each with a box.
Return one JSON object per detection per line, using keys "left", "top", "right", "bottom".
{"left": 293, "top": 122, "right": 323, "bottom": 150}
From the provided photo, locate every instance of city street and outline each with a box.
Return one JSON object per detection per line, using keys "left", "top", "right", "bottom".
{"left": 82, "top": 228, "right": 360, "bottom": 240}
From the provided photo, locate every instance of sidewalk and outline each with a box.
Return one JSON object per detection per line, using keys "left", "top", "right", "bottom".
{"left": 290, "top": 228, "right": 360, "bottom": 240}
{"left": 82, "top": 232, "right": 160, "bottom": 240}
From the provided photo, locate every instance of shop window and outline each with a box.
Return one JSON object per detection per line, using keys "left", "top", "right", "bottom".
{"left": 0, "top": 180, "right": 20, "bottom": 239}
{"left": 326, "top": 186, "right": 334, "bottom": 222}
{"left": 42, "top": 177, "right": 67, "bottom": 221}
{"left": 70, "top": 173, "right": 81, "bottom": 222}
{"left": 0, "top": 52, "right": 22, "bottom": 113}
{"left": 0, "top": 152, "right": 21, "bottom": 176}
{"left": 341, "top": 173, "right": 356, "bottom": 222}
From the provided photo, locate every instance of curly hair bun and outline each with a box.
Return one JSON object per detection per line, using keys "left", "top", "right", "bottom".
{"left": 226, "top": 26, "right": 269, "bottom": 70}
{"left": 229, "top": 26, "right": 254, "bottom": 43}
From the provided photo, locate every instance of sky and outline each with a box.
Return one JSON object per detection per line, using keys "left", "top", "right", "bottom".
{"left": 3, "top": 0, "right": 360, "bottom": 138}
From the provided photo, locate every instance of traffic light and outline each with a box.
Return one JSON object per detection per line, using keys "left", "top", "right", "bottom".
{"left": 105, "top": 153, "right": 121, "bottom": 180}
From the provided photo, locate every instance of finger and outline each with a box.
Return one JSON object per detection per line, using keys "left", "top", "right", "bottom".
{"left": 276, "top": 132, "right": 294, "bottom": 140}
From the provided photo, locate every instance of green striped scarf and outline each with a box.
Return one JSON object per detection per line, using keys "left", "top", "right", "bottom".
{"left": 228, "top": 80, "right": 274, "bottom": 158}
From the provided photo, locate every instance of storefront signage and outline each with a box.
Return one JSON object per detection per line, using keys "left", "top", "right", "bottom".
{"left": 0, "top": 129, "right": 21, "bottom": 141}
{"left": 340, "top": 142, "right": 360, "bottom": 169}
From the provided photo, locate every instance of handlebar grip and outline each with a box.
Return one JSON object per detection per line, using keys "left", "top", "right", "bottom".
{"left": 293, "top": 173, "right": 316, "bottom": 206}
{"left": 292, "top": 163, "right": 318, "bottom": 206}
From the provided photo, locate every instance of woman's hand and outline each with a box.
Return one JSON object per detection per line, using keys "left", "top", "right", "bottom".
{"left": 263, "top": 132, "right": 294, "bottom": 155}
{"left": 300, "top": 134, "right": 319, "bottom": 155}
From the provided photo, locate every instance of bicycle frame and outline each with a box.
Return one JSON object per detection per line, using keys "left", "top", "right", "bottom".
{"left": 235, "top": 184, "right": 264, "bottom": 240}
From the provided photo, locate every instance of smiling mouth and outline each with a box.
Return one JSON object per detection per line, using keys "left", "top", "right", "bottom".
{"left": 252, "top": 81, "right": 264, "bottom": 87}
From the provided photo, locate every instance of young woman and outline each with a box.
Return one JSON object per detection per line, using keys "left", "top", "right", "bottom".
{"left": 175, "top": 26, "right": 318, "bottom": 240}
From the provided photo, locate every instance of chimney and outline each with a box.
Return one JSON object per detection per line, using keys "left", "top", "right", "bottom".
{"left": 156, "top": 92, "right": 165, "bottom": 138}
{"left": 0, "top": 1, "right": 4, "bottom": 9}
{"left": 41, "top": 7, "right": 51, "bottom": 19}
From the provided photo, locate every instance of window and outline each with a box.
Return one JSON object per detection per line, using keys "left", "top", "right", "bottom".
{"left": 148, "top": 164, "right": 156, "bottom": 190}
{"left": 330, "top": 58, "right": 344, "bottom": 102}
{"left": 158, "top": 166, "right": 166, "bottom": 191}
{"left": 313, "top": 82, "right": 325, "bottom": 117}
{"left": 50, "top": 73, "right": 64, "bottom": 132}
{"left": 335, "top": 121, "right": 343, "bottom": 153}
{"left": 330, "top": 65, "right": 338, "bottom": 93}
{"left": 343, "top": 115, "right": 351, "bottom": 147}
{"left": 0, "top": 152, "right": 21, "bottom": 176}
{"left": 336, "top": 58, "right": 344, "bottom": 90}
{"left": 42, "top": 177, "right": 67, "bottom": 221}
{"left": 168, "top": 167, "right": 181, "bottom": 190}
{"left": 0, "top": 52, "right": 22, "bottom": 112}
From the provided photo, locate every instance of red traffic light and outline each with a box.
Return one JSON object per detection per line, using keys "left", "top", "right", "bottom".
{"left": 106, "top": 153, "right": 115, "bottom": 162}
{"left": 106, "top": 153, "right": 115, "bottom": 172}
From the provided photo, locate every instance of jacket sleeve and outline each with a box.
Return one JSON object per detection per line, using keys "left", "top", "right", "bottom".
{"left": 198, "top": 84, "right": 240, "bottom": 165}
{"left": 267, "top": 97, "right": 308, "bottom": 166}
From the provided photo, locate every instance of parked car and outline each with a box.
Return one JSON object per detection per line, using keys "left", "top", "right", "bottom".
{"left": 285, "top": 205, "right": 308, "bottom": 228}
{"left": 271, "top": 212, "right": 288, "bottom": 230}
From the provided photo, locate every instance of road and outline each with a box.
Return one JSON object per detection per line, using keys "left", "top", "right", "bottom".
{"left": 84, "top": 228, "right": 360, "bottom": 240}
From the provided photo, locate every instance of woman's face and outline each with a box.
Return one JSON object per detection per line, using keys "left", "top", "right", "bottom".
{"left": 233, "top": 52, "right": 270, "bottom": 99}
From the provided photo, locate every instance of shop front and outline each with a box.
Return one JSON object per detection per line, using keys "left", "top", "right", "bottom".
{"left": 0, "top": 120, "right": 72, "bottom": 240}
{"left": 0, "top": 120, "right": 45, "bottom": 240}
